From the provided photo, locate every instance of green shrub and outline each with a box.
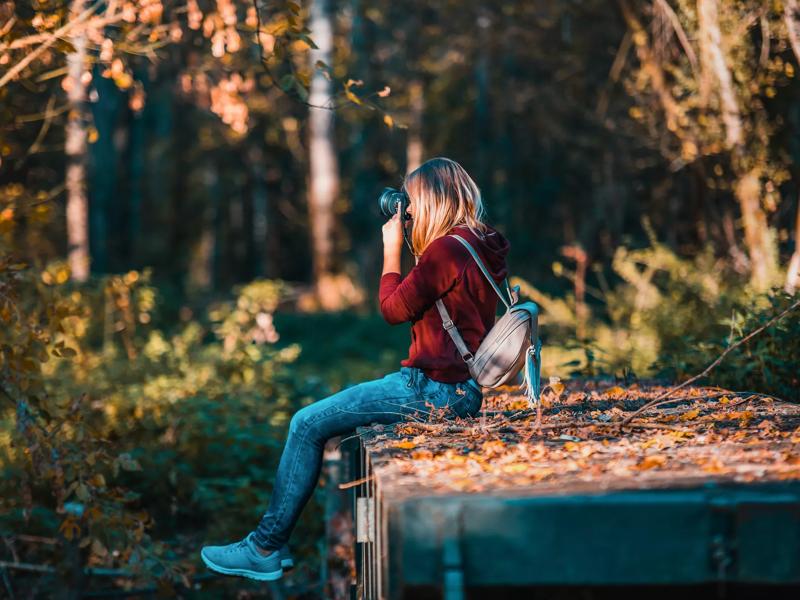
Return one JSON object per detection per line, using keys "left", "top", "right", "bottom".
{"left": 1, "top": 265, "right": 325, "bottom": 594}
{"left": 515, "top": 231, "right": 798, "bottom": 399}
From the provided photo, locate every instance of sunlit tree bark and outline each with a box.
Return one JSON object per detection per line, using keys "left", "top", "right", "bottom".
{"left": 308, "top": 0, "right": 341, "bottom": 309}
{"left": 65, "top": 0, "right": 90, "bottom": 282}
{"left": 697, "top": 0, "right": 742, "bottom": 148}
{"left": 697, "top": 0, "right": 777, "bottom": 290}
{"left": 786, "top": 196, "right": 800, "bottom": 294}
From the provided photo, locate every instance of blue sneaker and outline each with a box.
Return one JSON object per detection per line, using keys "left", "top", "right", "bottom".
{"left": 201, "top": 532, "right": 283, "bottom": 581}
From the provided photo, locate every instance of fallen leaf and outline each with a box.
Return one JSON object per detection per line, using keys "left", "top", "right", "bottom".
{"left": 680, "top": 409, "right": 700, "bottom": 421}
{"left": 637, "top": 455, "right": 667, "bottom": 470}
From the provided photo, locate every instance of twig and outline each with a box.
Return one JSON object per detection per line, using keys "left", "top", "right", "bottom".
{"left": 6, "top": 534, "right": 57, "bottom": 546}
{"left": 622, "top": 297, "right": 800, "bottom": 425}
{"left": 338, "top": 474, "right": 374, "bottom": 490}
{"left": 252, "top": 0, "right": 332, "bottom": 111}
{"left": 0, "top": 0, "right": 105, "bottom": 90}
{"left": 654, "top": 0, "right": 699, "bottom": 78}
{"left": 0, "top": 16, "right": 17, "bottom": 40}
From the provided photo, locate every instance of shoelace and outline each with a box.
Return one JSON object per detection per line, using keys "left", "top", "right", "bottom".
{"left": 225, "top": 534, "right": 253, "bottom": 554}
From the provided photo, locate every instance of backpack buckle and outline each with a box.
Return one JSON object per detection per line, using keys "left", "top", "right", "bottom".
{"left": 442, "top": 318, "right": 455, "bottom": 330}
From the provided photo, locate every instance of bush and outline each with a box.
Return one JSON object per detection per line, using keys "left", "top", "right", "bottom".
{"left": 0, "top": 265, "right": 325, "bottom": 594}
{"left": 515, "top": 231, "right": 799, "bottom": 399}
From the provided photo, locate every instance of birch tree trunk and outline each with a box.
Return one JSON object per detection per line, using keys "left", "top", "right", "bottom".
{"left": 307, "top": 0, "right": 341, "bottom": 309}
{"left": 65, "top": 0, "right": 90, "bottom": 282}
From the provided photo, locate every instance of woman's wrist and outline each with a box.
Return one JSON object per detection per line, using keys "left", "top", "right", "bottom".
{"left": 382, "top": 248, "right": 401, "bottom": 275}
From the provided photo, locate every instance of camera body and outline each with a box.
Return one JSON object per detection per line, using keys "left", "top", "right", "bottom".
{"left": 378, "top": 187, "right": 409, "bottom": 221}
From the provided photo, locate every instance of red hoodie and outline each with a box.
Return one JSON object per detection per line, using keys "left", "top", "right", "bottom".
{"left": 379, "top": 223, "right": 511, "bottom": 382}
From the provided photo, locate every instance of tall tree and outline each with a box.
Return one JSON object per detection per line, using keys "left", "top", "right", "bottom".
{"left": 618, "top": 0, "right": 792, "bottom": 291}
{"left": 308, "top": 0, "right": 345, "bottom": 309}
{"left": 65, "top": 0, "right": 90, "bottom": 281}
{"left": 697, "top": 0, "right": 776, "bottom": 289}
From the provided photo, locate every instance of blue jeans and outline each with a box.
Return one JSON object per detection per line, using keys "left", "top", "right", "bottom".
{"left": 252, "top": 366, "right": 483, "bottom": 550}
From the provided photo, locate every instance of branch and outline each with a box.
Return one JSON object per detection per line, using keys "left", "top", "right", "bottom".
{"left": 0, "top": 0, "right": 105, "bottom": 90}
{"left": 252, "top": 0, "right": 333, "bottom": 111}
{"left": 785, "top": 0, "right": 800, "bottom": 66}
{"left": 617, "top": 0, "right": 685, "bottom": 134}
{"left": 654, "top": 0, "right": 699, "bottom": 78}
{"left": 622, "top": 297, "right": 800, "bottom": 424}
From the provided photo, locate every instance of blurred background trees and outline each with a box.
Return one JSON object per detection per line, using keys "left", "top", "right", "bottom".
{"left": 3, "top": 0, "right": 798, "bottom": 300}
{"left": 1, "top": 0, "right": 799, "bottom": 595}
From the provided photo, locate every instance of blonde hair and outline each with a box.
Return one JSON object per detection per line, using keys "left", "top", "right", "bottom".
{"left": 402, "top": 157, "right": 488, "bottom": 256}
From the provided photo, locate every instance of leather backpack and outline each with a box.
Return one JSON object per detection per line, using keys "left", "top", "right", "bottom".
{"left": 435, "top": 234, "right": 542, "bottom": 407}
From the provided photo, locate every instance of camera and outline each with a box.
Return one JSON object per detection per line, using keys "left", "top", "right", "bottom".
{"left": 378, "top": 187, "right": 409, "bottom": 221}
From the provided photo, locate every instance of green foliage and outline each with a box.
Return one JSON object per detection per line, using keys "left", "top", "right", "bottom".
{"left": 273, "top": 310, "right": 410, "bottom": 389}
{"left": 517, "top": 231, "right": 798, "bottom": 399}
{"left": 660, "top": 291, "right": 800, "bottom": 402}
{"left": 0, "top": 262, "right": 325, "bottom": 594}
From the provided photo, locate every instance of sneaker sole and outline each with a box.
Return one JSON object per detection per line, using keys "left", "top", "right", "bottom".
{"left": 281, "top": 559, "right": 294, "bottom": 571}
{"left": 201, "top": 551, "right": 283, "bottom": 581}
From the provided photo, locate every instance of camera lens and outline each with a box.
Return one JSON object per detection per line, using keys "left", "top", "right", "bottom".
{"left": 378, "top": 187, "right": 408, "bottom": 219}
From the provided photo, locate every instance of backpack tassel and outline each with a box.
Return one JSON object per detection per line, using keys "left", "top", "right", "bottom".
{"left": 520, "top": 339, "right": 542, "bottom": 409}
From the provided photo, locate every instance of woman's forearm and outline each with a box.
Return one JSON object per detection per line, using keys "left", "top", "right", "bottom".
{"left": 382, "top": 249, "right": 401, "bottom": 276}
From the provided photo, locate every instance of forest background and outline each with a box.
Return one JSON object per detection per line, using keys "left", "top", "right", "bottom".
{"left": 1, "top": 0, "right": 799, "bottom": 597}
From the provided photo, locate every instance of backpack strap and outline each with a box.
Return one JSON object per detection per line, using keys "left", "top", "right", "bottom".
{"left": 435, "top": 298, "right": 475, "bottom": 364}
{"left": 449, "top": 234, "right": 512, "bottom": 309}
{"left": 435, "top": 234, "right": 515, "bottom": 371}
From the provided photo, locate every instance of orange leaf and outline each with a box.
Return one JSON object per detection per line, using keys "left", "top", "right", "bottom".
{"left": 679, "top": 409, "right": 700, "bottom": 421}
{"left": 637, "top": 455, "right": 666, "bottom": 470}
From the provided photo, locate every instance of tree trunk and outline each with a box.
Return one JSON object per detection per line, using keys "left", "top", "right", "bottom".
{"left": 127, "top": 71, "right": 147, "bottom": 267}
{"left": 405, "top": 79, "right": 424, "bottom": 174}
{"left": 474, "top": 9, "right": 492, "bottom": 193}
{"left": 308, "top": 0, "right": 342, "bottom": 309}
{"left": 89, "top": 69, "right": 121, "bottom": 275}
{"left": 346, "top": 0, "right": 381, "bottom": 297}
{"left": 786, "top": 193, "right": 800, "bottom": 294}
{"left": 248, "top": 145, "right": 270, "bottom": 278}
{"left": 65, "top": 0, "right": 90, "bottom": 282}
{"left": 188, "top": 165, "right": 219, "bottom": 292}
{"left": 734, "top": 169, "right": 777, "bottom": 291}
{"left": 697, "top": 0, "right": 742, "bottom": 148}
{"left": 697, "top": 0, "right": 776, "bottom": 288}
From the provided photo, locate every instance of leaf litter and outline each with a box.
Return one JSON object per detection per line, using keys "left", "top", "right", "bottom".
{"left": 354, "top": 380, "right": 800, "bottom": 499}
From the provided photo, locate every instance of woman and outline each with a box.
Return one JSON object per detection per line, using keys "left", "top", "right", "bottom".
{"left": 200, "top": 157, "right": 510, "bottom": 581}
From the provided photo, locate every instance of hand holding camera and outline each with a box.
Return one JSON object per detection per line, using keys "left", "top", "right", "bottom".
{"left": 379, "top": 186, "right": 411, "bottom": 255}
